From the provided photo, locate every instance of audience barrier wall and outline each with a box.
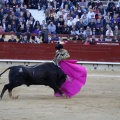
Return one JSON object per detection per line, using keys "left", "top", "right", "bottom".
{"left": 0, "top": 42, "right": 120, "bottom": 62}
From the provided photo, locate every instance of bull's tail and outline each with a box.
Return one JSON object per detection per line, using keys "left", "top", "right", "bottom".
{"left": 0, "top": 67, "right": 12, "bottom": 77}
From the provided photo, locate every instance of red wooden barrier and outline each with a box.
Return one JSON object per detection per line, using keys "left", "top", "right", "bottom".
{"left": 0, "top": 42, "right": 120, "bottom": 62}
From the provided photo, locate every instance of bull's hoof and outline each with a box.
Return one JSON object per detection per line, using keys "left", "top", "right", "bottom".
{"left": 12, "top": 95, "right": 19, "bottom": 99}
{"left": 54, "top": 93, "right": 62, "bottom": 97}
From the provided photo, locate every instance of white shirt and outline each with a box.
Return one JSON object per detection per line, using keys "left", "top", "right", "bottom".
{"left": 106, "top": 30, "right": 113, "bottom": 36}
{"left": 87, "top": 12, "right": 95, "bottom": 19}
{"left": 67, "top": 20, "right": 73, "bottom": 26}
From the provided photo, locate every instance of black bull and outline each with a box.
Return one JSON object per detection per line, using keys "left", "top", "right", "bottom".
{"left": 0, "top": 63, "right": 66, "bottom": 99}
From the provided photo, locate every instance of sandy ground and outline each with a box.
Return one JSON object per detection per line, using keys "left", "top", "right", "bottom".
{"left": 0, "top": 70, "right": 120, "bottom": 120}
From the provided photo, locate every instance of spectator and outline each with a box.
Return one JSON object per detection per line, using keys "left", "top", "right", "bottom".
{"left": 87, "top": 7, "right": 95, "bottom": 19}
{"left": 106, "top": 27, "right": 113, "bottom": 36}
{"left": 33, "top": 26, "right": 41, "bottom": 34}
{"left": 6, "top": 24, "right": 14, "bottom": 32}
{"left": 41, "top": 20, "right": 48, "bottom": 30}
{"left": 0, "top": 34, "right": 5, "bottom": 42}
{"left": 112, "top": 36, "right": 119, "bottom": 42}
{"left": 22, "top": 35, "right": 30, "bottom": 43}
{"left": 98, "top": 34, "right": 105, "bottom": 42}
{"left": 18, "top": 34, "right": 24, "bottom": 43}
{"left": 98, "top": 27, "right": 106, "bottom": 35}
{"left": 83, "top": 37, "right": 91, "bottom": 45}
{"left": 51, "top": 34, "right": 59, "bottom": 41}
{"left": 41, "top": 26, "right": 49, "bottom": 43}
{"left": 105, "top": 35, "right": 112, "bottom": 42}
{"left": 0, "top": 25, "right": 4, "bottom": 32}
{"left": 57, "top": 8, "right": 63, "bottom": 18}
{"left": 75, "top": 18, "right": 84, "bottom": 30}
{"left": 113, "top": 26, "right": 120, "bottom": 37}
{"left": 83, "top": 26, "right": 92, "bottom": 38}
{"left": 70, "top": 26, "right": 79, "bottom": 35}
{"left": 79, "top": 0, "right": 87, "bottom": 11}
{"left": 98, "top": 4, "right": 106, "bottom": 17}
{"left": 56, "top": 22, "right": 63, "bottom": 34}
{"left": 92, "top": 27, "right": 98, "bottom": 35}
{"left": 72, "top": 35, "right": 82, "bottom": 41}
{"left": 48, "top": 21, "right": 56, "bottom": 34}
{"left": 95, "top": 0, "right": 103, "bottom": 8}
{"left": 62, "top": 22, "right": 70, "bottom": 34}
{"left": 88, "top": 18, "right": 96, "bottom": 30}
{"left": 87, "top": 0, "right": 96, "bottom": 8}
{"left": 8, "top": 34, "right": 17, "bottom": 42}
{"left": 96, "top": 18, "right": 103, "bottom": 32}
{"left": 67, "top": 17, "right": 74, "bottom": 27}
{"left": 1, "top": 19, "right": 7, "bottom": 31}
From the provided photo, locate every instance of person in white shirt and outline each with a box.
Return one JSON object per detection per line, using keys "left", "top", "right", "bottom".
{"left": 87, "top": 8, "right": 95, "bottom": 19}
{"left": 67, "top": 17, "right": 74, "bottom": 27}
{"left": 106, "top": 27, "right": 113, "bottom": 36}
{"left": 57, "top": 8, "right": 63, "bottom": 18}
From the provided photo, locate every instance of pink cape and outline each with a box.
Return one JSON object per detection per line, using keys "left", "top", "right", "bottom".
{"left": 55, "top": 60, "right": 87, "bottom": 98}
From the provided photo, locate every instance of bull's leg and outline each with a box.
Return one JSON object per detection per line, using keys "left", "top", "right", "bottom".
{"left": 0, "top": 83, "right": 19, "bottom": 99}
{"left": 8, "top": 90, "right": 19, "bottom": 99}
{"left": 50, "top": 84, "right": 63, "bottom": 95}
{"left": 0, "top": 84, "right": 10, "bottom": 99}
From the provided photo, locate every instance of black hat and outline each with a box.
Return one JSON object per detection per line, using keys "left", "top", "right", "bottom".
{"left": 55, "top": 43, "right": 63, "bottom": 50}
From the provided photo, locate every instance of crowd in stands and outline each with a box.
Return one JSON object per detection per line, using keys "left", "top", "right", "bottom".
{"left": 0, "top": 0, "right": 120, "bottom": 44}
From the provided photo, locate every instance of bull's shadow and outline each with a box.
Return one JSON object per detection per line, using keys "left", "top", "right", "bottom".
{"left": 0, "top": 63, "right": 67, "bottom": 99}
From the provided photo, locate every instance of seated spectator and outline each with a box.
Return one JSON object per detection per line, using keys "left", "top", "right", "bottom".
{"left": 112, "top": 36, "right": 119, "bottom": 42}
{"left": 106, "top": 27, "right": 113, "bottom": 36}
{"left": 0, "top": 25, "right": 4, "bottom": 32}
{"left": 72, "top": 35, "right": 82, "bottom": 41}
{"left": 98, "top": 4, "right": 105, "bottom": 17}
{"left": 62, "top": 22, "right": 70, "bottom": 34}
{"left": 83, "top": 37, "right": 91, "bottom": 45}
{"left": 18, "top": 34, "right": 24, "bottom": 43}
{"left": 70, "top": 27, "right": 79, "bottom": 35}
{"left": 78, "top": 0, "right": 87, "bottom": 11}
{"left": 72, "top": 15, "right": 80, "bottom": 25}
{"left": 51, "top": 34, "right": 59, "bottom": 41}
{"left": 83, "top": 26, "right": 92, "bottom": 38}
{"left": 67, "top": 17, "right": 74, "bottom": 27}
{"left": 31, "top": 36, "right": 38, "bottom": 44}
{"left": 33, "top": 26, "right": 41, "bottom": 34}
{"left": 8, "top": 34, "right": 17, "bottom": 42}
{"left": 87, "top": 0, "right": 96, "bottom": 8}
{"left": 105, "top": 35, "right": 112, "bottom": 42}
{"left": 76, "top": 18, "right": 84, "bottom": 30}
{"left": 79, "top": 27, "right": 84, "bottom": 37}
{"left": 96, "top": 0, "right": 103, "bottom": 8}
{"left": 41, "top": 20, "right": 48, "bottom": 30}
{"left": 0, "top": 34, "right": 5, "bottom": 42}
{"left": 98, "top": 27, "right": 106, "bottom": 35}
{"left": 57, "top": 8, "right": 63, "bottom": 19}
{"left": 92, "top": 27, "right": 98, "bottom": 35}
{"left": 48, "top": 21, "right": 56, "bottom": 34}
{"left": 34, "top": 20, "right": 41, "bottom": 30}
{"left": 6, "top": 24, "right": 14, "bottom": 33}
{"left": 88, "top": 18, "right": 96, "bottom": 30}
{"left": 96, "top": 18, "right": 103, "bottom": 32}
{"left": 56, "top": 22, "right": 63, "bottom": 34}
{"left": 98, "top": 34, "right": 105, "bottom": 42}
{"left": 87, "top": 7, "right": 95, "bottom": 19}
{"left": 90, "top": 35, "right": 97, "bottom": 43}
{"left": 22, "top": 35, "right": 30, "bottom": 43}
{"left": 58, "top": 15, "right": 64, "bottom": 26}
{"left": 16, "top": 21, "right": 25, "bottom": 32}
{"left": 81, "top": 11, "right": 89, "bottom": 29}
{"left": 113, "top": 26, "right": 120, "bottom": 37}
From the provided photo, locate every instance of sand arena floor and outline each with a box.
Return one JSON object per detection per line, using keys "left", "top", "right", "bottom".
{"left": 0, "top": 69, "right": 120, "bottom": 120}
